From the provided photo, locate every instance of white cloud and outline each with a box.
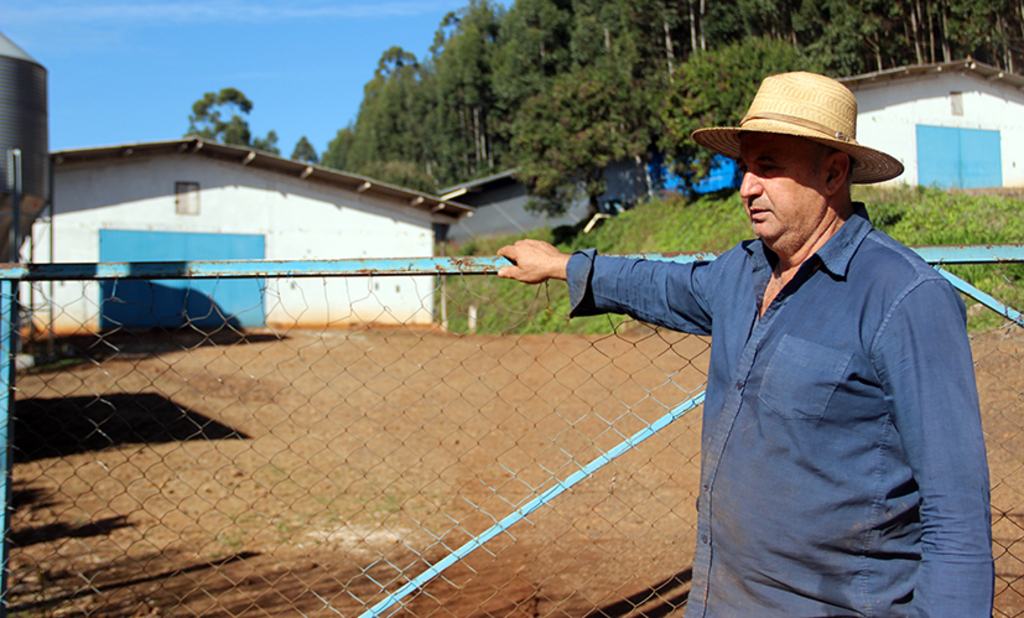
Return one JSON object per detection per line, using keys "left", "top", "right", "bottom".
{"left": 5, "top": 1, "right": 460, "bottom": 26}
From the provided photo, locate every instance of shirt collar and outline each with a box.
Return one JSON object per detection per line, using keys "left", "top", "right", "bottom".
{"left": 744, "top": 203, "right": 873, "bottom": 280}
{"left": 815, "top": 203, "right": 873, "bottom": 278}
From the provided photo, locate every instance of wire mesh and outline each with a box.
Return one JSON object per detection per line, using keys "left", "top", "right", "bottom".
{"left": 960, "top": 263, "right": 1024, "bottom": 617}
{"left": 4, "top": 258, "right": 1024, "bottom": 617}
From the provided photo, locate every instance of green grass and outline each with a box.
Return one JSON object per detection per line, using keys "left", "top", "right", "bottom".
{"left": 443, "top": 186, "right": 1024, "bottom": 334}
{"left": 860, "top": 186, "right": 1024, "bottom": 329}
{"left": 22, "top": 356, "right": 92, "bottom": 375}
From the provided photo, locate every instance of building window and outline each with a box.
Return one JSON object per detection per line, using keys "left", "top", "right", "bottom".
{"left": 950, "top": 92, "right": 964, "bottom": 116}
{"left": 175, "top": 181, "right": 200, "bottom": 215}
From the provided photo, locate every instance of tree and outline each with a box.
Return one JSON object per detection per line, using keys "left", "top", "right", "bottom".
{"left": 357, "top": 160, "right": 436, "bottom": 193}
{"left": 252, "top": 130, "right": 280, "bottom": 155}
{"left": 291, "top": 136, "right": 319, "bottom": 164}
{"left": 321, "top": 126, "right": 355, "bottom": 170}
{"left": 492, "top": 0, "right": 574, "bottom": 112}
{"left": 188, "top": 88, "right": 253, "bottom": 146}
{"left": 737, "top": 0, "right": 801, "bottom": 43}
{"left": 185, "top": 87, "right": 279, "bottom": 153}
{"left": 426, "top": 1, "right": 506, "bottom": 183}
{"left": 318, "top": 0, "right": 1024, "bottom": 202}
{"left": 659, "top": 37, "right": 815, "bottom": 187}
{"left": 511, "top": 60, "right": 650, "bottom": 216}
{"left": 345, "top": 47, "right": 428, "bottom": 175}
{"left": 502, "top": 0, "right": 673, "bottom": 217}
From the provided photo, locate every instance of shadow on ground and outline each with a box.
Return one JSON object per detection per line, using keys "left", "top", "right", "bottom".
{"left": 8, "top": 551, "right": 260, "bottom": 614}
{"left": 13, "top": 392, "right": 249, "bottom": 461}
{"left": 585, "top": 568, "right": 691, "bottom": 618}
{"left": 23, "top": 328, "right": 288, "bottom": 371}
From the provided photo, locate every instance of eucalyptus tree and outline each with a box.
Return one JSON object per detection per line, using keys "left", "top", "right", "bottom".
{"left": 319, "top": 0, "right": 1024, "bottom": 200}
{"left": 659, "top": 37, "right": 814, "bottom": 187}
{"left": 251, "top": 130, "right": 280, "bottom": 156}
{"left": 187, "top": 88, "right": 253, "bottom": 145}
{"left": 512, "top": 58, "right": 651, "bottom": 216}
{"left": 334, "top": 45, "right": 439, "bottom": 190}
{"left": 791, "top": 0, "right": 1023, "bottom": 75}
{"left": 346, "top": 47, "right": 424, "bottom": 167}
{"left": 320, "top": 126, "right": 355, "bottom": 171}
{"left": 426, "top": 0, "right": 506, "bottom": 185}
{"left": 506, "top": 0, "right": 670, "bottom": 216}
{"left": 186, "top": 87, "right": 279, "bottom": 154}
{"left": 491, "top": 0, "right": 574, "bottom": 117}
{"left": 291, "top": 136, "right": 319, "bottom": 164}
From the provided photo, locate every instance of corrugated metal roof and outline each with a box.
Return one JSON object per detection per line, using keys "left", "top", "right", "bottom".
{"left": 439, "top": 168, "right": 519, "bottom": 196}
{"left": 51, "top": 137, "right": 474, "bottom": 221}
{"left": 0, "top": 31, "right": 41, "bottom": 65}
{"left": 840, "top": 59, "right": 1024, "bottom": 91}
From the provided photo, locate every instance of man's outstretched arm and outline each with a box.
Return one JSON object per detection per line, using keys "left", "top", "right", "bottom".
{"left": 497, "top": 241, "right": 717, "bottom": 335}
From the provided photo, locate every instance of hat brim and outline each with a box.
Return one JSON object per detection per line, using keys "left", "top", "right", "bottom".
{"left": 692, "top": 121, "right": 904, "bottom": 184}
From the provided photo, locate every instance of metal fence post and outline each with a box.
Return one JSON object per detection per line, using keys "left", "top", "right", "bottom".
{"left": 0, "top": 147, "right": 21, "bottom": 618}
{"left": 0, "top": 279, "right": 16, "bottom": 618}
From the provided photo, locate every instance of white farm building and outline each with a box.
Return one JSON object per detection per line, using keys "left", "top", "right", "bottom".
{"left": 34, "top": 138, "right": 473, "bottom": 334}
{"left": 841, "top": 60, "right": 1024, "bottom": 189}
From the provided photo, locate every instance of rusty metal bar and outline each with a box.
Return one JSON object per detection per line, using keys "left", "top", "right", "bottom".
{"left": 0, "top": 256, "right": 507, "bottom": 280}
{"left": 0, "top": 245, "right": 1020, "bottom": 281}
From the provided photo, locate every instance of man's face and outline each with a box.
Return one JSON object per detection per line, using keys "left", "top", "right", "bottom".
{"left": 737, "top": 133, "right": 838, "bottom": 258}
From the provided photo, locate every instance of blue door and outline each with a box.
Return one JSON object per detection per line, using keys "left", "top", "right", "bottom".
{"left": 99, "top": 230, "right": 265, "bottom": 329}
{"left": 917, "top": 125, "right": 1002, "bottom": 189}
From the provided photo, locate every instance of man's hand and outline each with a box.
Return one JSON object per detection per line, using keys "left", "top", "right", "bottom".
{"left": 496, "top": 239, "right": 571, "bottom": 284}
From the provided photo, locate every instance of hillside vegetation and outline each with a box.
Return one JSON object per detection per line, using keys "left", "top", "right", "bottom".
{"left": 319, "top": 0, "right": 1024, "bottom": 204}
{"left": 442, "top": 187, "right": 1024, "bottom": 334}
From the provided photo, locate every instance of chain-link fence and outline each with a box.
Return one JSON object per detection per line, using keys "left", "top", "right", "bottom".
{"left": 3, "top": 248, "right": 1023, "bottom": 617}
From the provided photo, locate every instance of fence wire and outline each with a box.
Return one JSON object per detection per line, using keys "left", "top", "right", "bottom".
{"left": 3, "top": 254, "right": 1024, "bottom": 618}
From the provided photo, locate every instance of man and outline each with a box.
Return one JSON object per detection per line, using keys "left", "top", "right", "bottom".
{"left": 497, "top": 72, "right": 993, "bottom": 617}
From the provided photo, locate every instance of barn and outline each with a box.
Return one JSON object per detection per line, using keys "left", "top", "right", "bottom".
{"left": 840, "top": 60, "right": 1024, "bottom": 189}
{"left": 34, "top": 138, "right": 473, "bottom": 334}
{"left": 440, "top": 161, "right": 654, "bottom": 242}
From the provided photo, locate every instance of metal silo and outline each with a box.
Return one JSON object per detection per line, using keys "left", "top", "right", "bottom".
{"left": 0, "top": 31, "right": 48, "bottom": 262}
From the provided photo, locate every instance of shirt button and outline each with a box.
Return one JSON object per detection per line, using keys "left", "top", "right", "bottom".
{"left": 735, "top": 380, "right": 744, "bottom": 390}
{"left": 701, "top": 534, "right": 709, "bottom": 544}
{"left": 702, "top": 483, "right": 709, "bottom": 491}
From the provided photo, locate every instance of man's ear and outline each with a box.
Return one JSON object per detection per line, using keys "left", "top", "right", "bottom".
{"left": 824, "top": 151, "right": 852, "bottom": 196}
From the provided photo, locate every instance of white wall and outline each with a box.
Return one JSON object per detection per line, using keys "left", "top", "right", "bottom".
{"left": 851, "top": 72, "right": 1024, "bottom": 187}
{"left": 36, "top": 154, "right": 439, "bottom": 333}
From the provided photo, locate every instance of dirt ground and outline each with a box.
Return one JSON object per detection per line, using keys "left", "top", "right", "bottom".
{"left": 7, "top": 324, "right": 1024, "bottom": 617}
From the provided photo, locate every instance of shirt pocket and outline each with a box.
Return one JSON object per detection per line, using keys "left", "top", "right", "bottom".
{"left": 758, "top": 335, "right": 853, "bottom": 421}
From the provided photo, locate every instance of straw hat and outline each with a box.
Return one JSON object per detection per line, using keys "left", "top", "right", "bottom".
{"left": 691, "top": 71, "right": 904, "bottom": 183}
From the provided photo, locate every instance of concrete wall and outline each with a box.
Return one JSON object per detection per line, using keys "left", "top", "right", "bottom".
{"left": 852, "top": 72, "right": 1024, "bottom": 187}
{"left": 34, "top": 153, "right": 438, "bottom": 333}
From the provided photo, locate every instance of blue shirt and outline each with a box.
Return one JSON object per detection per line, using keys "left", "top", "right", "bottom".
{"left": 567, "top": 206, "right": 993, "bottom": 617}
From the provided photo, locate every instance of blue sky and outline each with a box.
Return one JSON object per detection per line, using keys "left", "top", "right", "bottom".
{"left": 4, "top": 0, "right": 470, "bottom": 156}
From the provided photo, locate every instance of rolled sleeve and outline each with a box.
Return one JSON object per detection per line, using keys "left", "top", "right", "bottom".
{"left": 567, "top": 249, "right": 598, "bottom": 317}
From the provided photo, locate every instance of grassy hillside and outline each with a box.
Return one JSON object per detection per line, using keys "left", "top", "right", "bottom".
{"left": 442, "top": 186, "right": 1024, "bottom": 333}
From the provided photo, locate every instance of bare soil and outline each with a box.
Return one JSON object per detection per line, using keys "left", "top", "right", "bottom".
{"left": 8, "top": 325, "right": 1024, "bottom": 617}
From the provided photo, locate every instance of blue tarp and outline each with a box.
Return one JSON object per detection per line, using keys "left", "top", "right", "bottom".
{"left": 648, "top": 154, "right": 740, "bottom": 195}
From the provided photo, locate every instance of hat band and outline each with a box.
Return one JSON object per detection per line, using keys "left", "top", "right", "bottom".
{"left": 743, "top": 112, "right": 852, "bottom": 143}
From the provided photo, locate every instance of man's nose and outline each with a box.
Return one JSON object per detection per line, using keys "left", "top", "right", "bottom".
{"left": 739, "top": 171, "right": 761, "bottom": 199}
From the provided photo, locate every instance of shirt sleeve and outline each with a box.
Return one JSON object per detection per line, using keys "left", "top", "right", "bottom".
{"left": 566, "top": 249, "right": 716, "bottom": 336}
{"left": 871, "top": 278, "right": 994, "bottom": 617}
